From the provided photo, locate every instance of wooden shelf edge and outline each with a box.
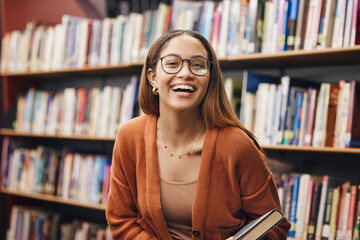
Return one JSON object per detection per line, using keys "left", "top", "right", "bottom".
{"left": 0, "top": 128, "right": 115, "bottom": 141}
{"left": 0, "top": 187, "right": 106, "bottom": 211}
{"left": 1, "top": 46, "right": 360, "bottom": 77}
{"left": 262, "top": 145, "right": 360, "bottom": 153}
{"left": 2, "top": 128, "right": 360, "bottom": 153}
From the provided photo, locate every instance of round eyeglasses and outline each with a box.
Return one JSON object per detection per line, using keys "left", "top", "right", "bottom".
{"left": 157, "top": 55, "right": 211, "bottom": 76}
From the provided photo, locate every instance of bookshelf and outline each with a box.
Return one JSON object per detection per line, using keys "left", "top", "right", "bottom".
{"left": 1, "top": 0, "right": 360, "bottom": 239}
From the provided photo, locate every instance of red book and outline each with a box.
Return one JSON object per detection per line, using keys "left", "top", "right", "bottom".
{"left": 163, "top": 6, "right": 172, "bottom": 34}
{"left": 75, "top": 88, "right": 87, "bottom": 135}
{"left": 346, "top": 185, "right": 358, "bottom": 239}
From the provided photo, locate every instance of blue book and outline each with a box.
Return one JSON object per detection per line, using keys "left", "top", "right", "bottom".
{"left": 292, "top": 92, "right": 303, "bottom": 145}
{"left": 288, "top": 174, "right": 300, "bottom": 237}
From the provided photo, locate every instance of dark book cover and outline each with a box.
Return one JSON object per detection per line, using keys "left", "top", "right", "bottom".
{"left": 307, "top": 181, "right": 323, "bottom": 240}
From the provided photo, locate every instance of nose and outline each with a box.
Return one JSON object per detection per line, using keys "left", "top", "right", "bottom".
{"left": 177, "top": 60, "right": 193, "bottom": 78}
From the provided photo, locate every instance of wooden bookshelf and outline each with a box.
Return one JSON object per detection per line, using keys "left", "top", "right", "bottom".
{"left": 0, "top": 187, "right": 106, "bottom": 211}
{"left": 0, "top": 128, "right": 115, "bottom": 141}
{"left": 1, "top": 46, "right": 360, "bottom": 79}
{"left": 2, "top": 128, "right": 360, "bottom": 154}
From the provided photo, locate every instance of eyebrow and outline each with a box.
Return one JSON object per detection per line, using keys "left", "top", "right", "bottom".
{"left": 164, "top": 53, "right": 208, "bottom": 59}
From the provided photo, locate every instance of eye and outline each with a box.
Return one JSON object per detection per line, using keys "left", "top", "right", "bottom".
{"left": 191, "top": 59, "right": 207, "bottom": 69}
{"left": 163, "top": 56, "right": 181, "bottom": 68}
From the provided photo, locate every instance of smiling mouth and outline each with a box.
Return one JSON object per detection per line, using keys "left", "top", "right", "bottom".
{"left": 171, "top": 85, "right": 196, "bottom": 93}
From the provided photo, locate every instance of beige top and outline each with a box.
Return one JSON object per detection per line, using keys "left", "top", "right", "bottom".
{"left": 160, "top": 178, "right": 197, "bottom": 240}
{"left": 157, "top": 129, "right": 204, "bottom": 239}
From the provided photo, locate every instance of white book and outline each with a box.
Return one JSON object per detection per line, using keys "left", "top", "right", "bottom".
{"left": 70, "top": 153, "right": 81, "bottom": 199}
{"left": 262, "top": 1, "right": 275, "bottom": 53}
{"left": 88, "top": 19, "right": 102, "bottom": 67}
{"left": 89, "top": 88, "right": 101, "bottom": 136}
{"left": 8, "top": 30, "right": 21, "bottom": 72}
{"left": 227, "top": 0, "right": 241, "bottom": 56}
{"left": 276, "top": 76, "right": 290, "bottom": 145}
{"left": 254, "top": 83, "right": 270, "bottom": 144}
{"left": 42, "top": 26, "right": 55, "bottom": 71}
{"left": 335, "top": 81, "right": 350, "bottom": 148}
{"left": 271, "top": 86, "right": 282, "bottom": 145}
{"left": 131, "top": 13, "right": 144, "bottom": 62}
{"left": 45, "top": 92, "right": 61, "bottom": 135}
{"left": 304, "top": 0, "right": 318, "bottom": 49}
{"left": 51, "top": 24, "right": 66, "bottom": 70}
{"left": 295, "top": 174, "right": 311, "bottom": 239}
{"left": 29, "top": 25, "right": 43, "bottom": 71}
{"left": 342, "top": 0, "right": 354, "bottom": 47}
{"left": 110, "top": 15, "right": 126, "bottom": 65}
{"left": 61, "top": 88, "right": 76, "bottom": 135}
{"left": 33, "top": 91, "right": 49, "bottom": 134}
{"left": 62, "top": 153, "right": 74, "bottom": 199}
{"left": 77, "top": 19, "right": 91, "bottom": 68}
{"left": 315, "top": 175, "right": 330, "bottom": 239}
{"left": 312, "top": 83, "right": 329, "bottom": 147}
{"left": 98, "top": 86, "right": 112, "bottom": 137}
{"left": 332, "top": 0, "right": 347, "bottom": 48}
{"left": 264, "top": 84, "right": 277, "bottom": 145}
{"left": 107, "top": 87, "right": 121, "bottom": 137}
{"left": 99, "top": 18, "right": 113, "bottom": 66}
{"left": 218, "top": 0, "right": 231, "bottom": 57}
{"left": 121, "top": 14, "right": 135, "bottom": 64}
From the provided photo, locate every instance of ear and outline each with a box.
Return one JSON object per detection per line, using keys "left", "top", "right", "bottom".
{"left": 147, "top": 68, "right": 158, "bottom": 88}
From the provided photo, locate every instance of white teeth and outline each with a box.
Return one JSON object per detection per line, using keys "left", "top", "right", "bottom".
{"left": 171, "top": 85, "right": 195, "bottom": 91}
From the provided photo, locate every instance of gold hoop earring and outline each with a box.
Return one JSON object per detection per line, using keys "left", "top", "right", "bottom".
{"left": 152, "top": 87, "right": 159, "bottom": 95}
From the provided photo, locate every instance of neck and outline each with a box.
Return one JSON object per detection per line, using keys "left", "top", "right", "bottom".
{"left": 157, "top": 111, "right": 205, "bottom": 152}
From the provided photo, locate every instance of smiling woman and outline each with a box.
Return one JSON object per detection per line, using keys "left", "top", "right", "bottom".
{"left": 105, "top": 30, "right": 291, "bottom": 240}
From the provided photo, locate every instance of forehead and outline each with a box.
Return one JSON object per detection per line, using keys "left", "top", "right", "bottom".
{"left": 161, "top": 34, "right": 208, "bottom": 58}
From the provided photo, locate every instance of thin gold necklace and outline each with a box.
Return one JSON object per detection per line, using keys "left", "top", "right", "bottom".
{"left": 157, "top": 125, "right": 205, "bottom": 159}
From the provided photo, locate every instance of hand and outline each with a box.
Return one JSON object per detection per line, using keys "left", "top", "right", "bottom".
{"left": 226, "top": 237, "right": 234, "bottom": 240}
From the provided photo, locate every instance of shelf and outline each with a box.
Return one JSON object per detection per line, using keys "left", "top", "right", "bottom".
{"left": 224, "top": 45, "right": 360, "bottom": 68}
{"left": 0, "top": 128, "right": 115, "bottom": 141}
{"left": 0, "top": 187, "right": 106, "bottom": 211}
{"left": 262, "top": 145, "right": 360, "bottom": 154}
{"left": 2, "top": 128, "right": 360, "bottom": 154}
{"left": 1, "top": 46, "right": 360, "bottom": 78}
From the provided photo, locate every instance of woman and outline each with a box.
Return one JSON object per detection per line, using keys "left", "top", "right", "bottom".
{"left": 106, "top": 29, "right": 290, "bottom": 239}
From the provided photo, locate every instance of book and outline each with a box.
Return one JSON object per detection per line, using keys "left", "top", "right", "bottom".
{"left": 231, "top": 208, "right": 284, "bottom": 240}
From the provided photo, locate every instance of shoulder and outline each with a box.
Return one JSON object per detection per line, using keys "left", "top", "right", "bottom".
{"left": 216, "top": 126, "right": 267, "bottom": 167}
{"left": 217, "top": 126, "right": 260, "bottom": 152}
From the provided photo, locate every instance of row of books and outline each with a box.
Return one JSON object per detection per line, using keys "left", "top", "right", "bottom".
{"left": 14, "top": 76, "right": 139, "bottom": 137}
{"left": 1, "top": 139, "right": 111, "bottom": 205}
{"left": 7, "top": 205, "right": 110, "bottom": 240}
{"left": 276, "top": 173, "right": 360, "bottom": 239}
{"left": 1, "top": 0, "right": 360, "bottom": 73}
{"left": 230, "top": 71, "right": 360, "bottom": 148}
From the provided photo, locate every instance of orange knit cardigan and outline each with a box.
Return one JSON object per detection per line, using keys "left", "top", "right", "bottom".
{"left": 106, "top": 114, "right": 291, "bottom": 239}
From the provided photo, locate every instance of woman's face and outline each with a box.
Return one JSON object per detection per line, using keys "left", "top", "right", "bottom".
{"left": 148, "top": 35, "right": 210, "bottom": 115}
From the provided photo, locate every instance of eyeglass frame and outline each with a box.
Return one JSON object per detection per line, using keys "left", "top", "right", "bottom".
{"left": 155, "top": 54, "right": 212, "bottom": 76}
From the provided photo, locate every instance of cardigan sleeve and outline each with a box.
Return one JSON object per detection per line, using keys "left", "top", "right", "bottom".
{"left": 233, "top": 128, "right": 291, "bottom": 240}
{"left": 241, "top": 173, "right": 291, "bottom": 240}
{"left": 106, "top": 138, "right": 158, "bottom": 240}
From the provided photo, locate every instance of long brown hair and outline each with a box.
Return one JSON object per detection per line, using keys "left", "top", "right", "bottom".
{"left": 139, "top": 30, "right": 263, "bottom": 152}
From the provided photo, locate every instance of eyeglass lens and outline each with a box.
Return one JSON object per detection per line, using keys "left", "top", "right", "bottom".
{"left": 161, "top": 55, "right": 209, "bottom": 76}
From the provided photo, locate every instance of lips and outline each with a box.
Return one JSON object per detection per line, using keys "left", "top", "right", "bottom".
{"left": 170, "top": 84, "right": 196, "bottom": 93}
